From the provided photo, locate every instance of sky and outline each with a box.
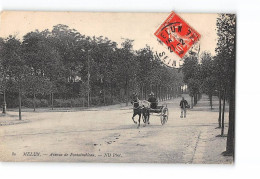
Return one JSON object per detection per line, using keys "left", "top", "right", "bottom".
{"left": 0, "top": 11, "right": 218, "bottom": 67}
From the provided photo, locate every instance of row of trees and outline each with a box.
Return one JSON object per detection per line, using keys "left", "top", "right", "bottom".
{"left": 182, "top": 51, "right": 217, "bottom": 109}
{"left": 0, "top": 24, "right": 183, "bottom": 119}
{"left": 182, "top": 14, "right": 235, "bottom": 156}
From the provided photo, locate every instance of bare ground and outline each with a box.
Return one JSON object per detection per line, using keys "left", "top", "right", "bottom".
{"left": 0, "top": 94, "right": 233, "bottom": 163}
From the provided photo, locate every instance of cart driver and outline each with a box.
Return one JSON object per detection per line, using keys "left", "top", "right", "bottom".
{"left": 148, "top": 92, "right": 158, "bottom": 109}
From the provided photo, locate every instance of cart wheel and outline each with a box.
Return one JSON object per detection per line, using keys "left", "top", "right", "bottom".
{"left": 160, "top": 107, "right": 165, "bottom": 125}
{"left": 164, "top": 108, "right": 169, "bottom": 123}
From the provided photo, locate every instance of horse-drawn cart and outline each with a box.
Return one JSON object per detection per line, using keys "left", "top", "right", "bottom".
{"left": 143, "top": 102, "right": 169, "bottom": 125}
{"left": 131, "top": 100, "right": 169, "bottom": 127}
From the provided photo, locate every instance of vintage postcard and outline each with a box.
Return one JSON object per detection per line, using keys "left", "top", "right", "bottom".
{"left": 0, "top": 11, "right": 235, "bottom": 163}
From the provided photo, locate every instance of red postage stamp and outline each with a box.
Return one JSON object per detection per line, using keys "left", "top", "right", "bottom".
{"left": 154, "top": 11, "right": 201, "bottom": 58}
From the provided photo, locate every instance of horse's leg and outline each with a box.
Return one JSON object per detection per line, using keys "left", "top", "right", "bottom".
{"left": 143, "top": 115, "right": 146, "bottom": 127}
{"left": 132, "top": 112, "right": 137, "bottom": 124}
{"left": 143, "top": 110, "right": 147, "bottom": 127}
{"left": 137, "top": 113, "right": 141, "bottom": 128}
{"left": 147, "top": 111, "right": 150, "bottom": 125}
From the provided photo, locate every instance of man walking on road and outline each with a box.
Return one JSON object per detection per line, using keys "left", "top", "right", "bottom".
{"left": 180, "top": 97, "right": 188, "bottom": 118}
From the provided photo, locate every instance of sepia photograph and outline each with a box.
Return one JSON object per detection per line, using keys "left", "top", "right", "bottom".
{"left": 0, "top": 11, "right": 235, "bottom": 163}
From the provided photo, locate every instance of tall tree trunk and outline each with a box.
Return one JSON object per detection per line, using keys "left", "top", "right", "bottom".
{"left": 18, "top": 89, "right": 22, "bottom": 120}
{"left": 103, "top": 83, "right": 106, "bottom": 106}
{"left": 143, "top": 85, "right": 145, "bottom": 100}
{"left": 225, "top": 33, "right": 236, "bottom": 156}
{"left": 190, "top": 95, "right": 193, "bottom": 109}
{"left": 209, "top": 94, "right": 213, "bottom": 109}
{"left": 226, "top": 85, "right": 235, "bottom": 155}
{"left": 51, "top": 92, "right": 54, "bottom": 110}
{"left": 221, "top": 90, "right": 226, "bottom": 136}
{"left": 194, "top": 94, "right": 197, "bottom": 105}
{"left": 167, "top": 87, "right": 169, "bottom": 99}
{"left": 218, "top": 91, "right": 222, "bottom": 128}
{"left": 141, "top": 85, "right": 143, "bottom": 100}
{"left": 145, "top": 85, "right": 147, "bottom": 99}
{"left": 103, "top": 86, "right": 106, "bottom": 106}
{"left": 168, "top": 87, "right": 170, "bottom": 99}
{"left": 2, "top": 89, "right": 6, "bottom": 114}
{"left": 33, "top": 91, "right": 36, "bottom": 112}
{"left": 143, "top": 85, "right": 146, "bottom": 100}
{"left": 156, "top": 85, "right": 158, "bottom": 99}
{"left": 157, "top": 86, "right": 159, "bottom": 101}
{"left": 165, "top": 87, "right": 167, "bottom": 100}
{"left": 83, "top": 95, "right": 85, "bottom": 108}
{"left": 49, "top": 93, "right": 51, "bottom": 107}
{"left": 164, "top": 87, "right": 166, "bottom": 100}
{"left": 162, "top": 87, "right": 164, "bottom": 101}
{"left": 159, "top": 86, "right": 162, "bottom": 101}
{"left": 110, "top": 84, "right": 113, "bottom": 105}
{"left": 125, "top": 78, "right": 129, "bottom": 106}
{"left": 166, "top": 88, "right": 168, "bottom": 100}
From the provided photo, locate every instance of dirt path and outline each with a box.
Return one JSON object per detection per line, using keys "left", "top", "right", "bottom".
{"left": 0, "top": 94, "right": 233, "bottom": 163}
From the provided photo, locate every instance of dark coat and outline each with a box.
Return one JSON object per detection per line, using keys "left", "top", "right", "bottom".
{"left": 180, "top": 99, "right": 188, "bottom": 109}
{"left": 148, "top": 96, "right": 158, "bottom": 109}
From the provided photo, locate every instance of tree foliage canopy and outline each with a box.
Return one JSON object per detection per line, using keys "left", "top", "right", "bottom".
{"left": 0, "top": 24, "right": 183, "bottom": 107}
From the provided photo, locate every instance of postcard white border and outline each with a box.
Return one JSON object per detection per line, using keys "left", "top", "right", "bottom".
{"left": 0, "top": 0, "right": 260, "bottom": 179}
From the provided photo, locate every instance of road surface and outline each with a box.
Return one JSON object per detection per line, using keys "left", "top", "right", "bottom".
{"left": 0, "top": 94, "right": 232, "bottom": 163}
